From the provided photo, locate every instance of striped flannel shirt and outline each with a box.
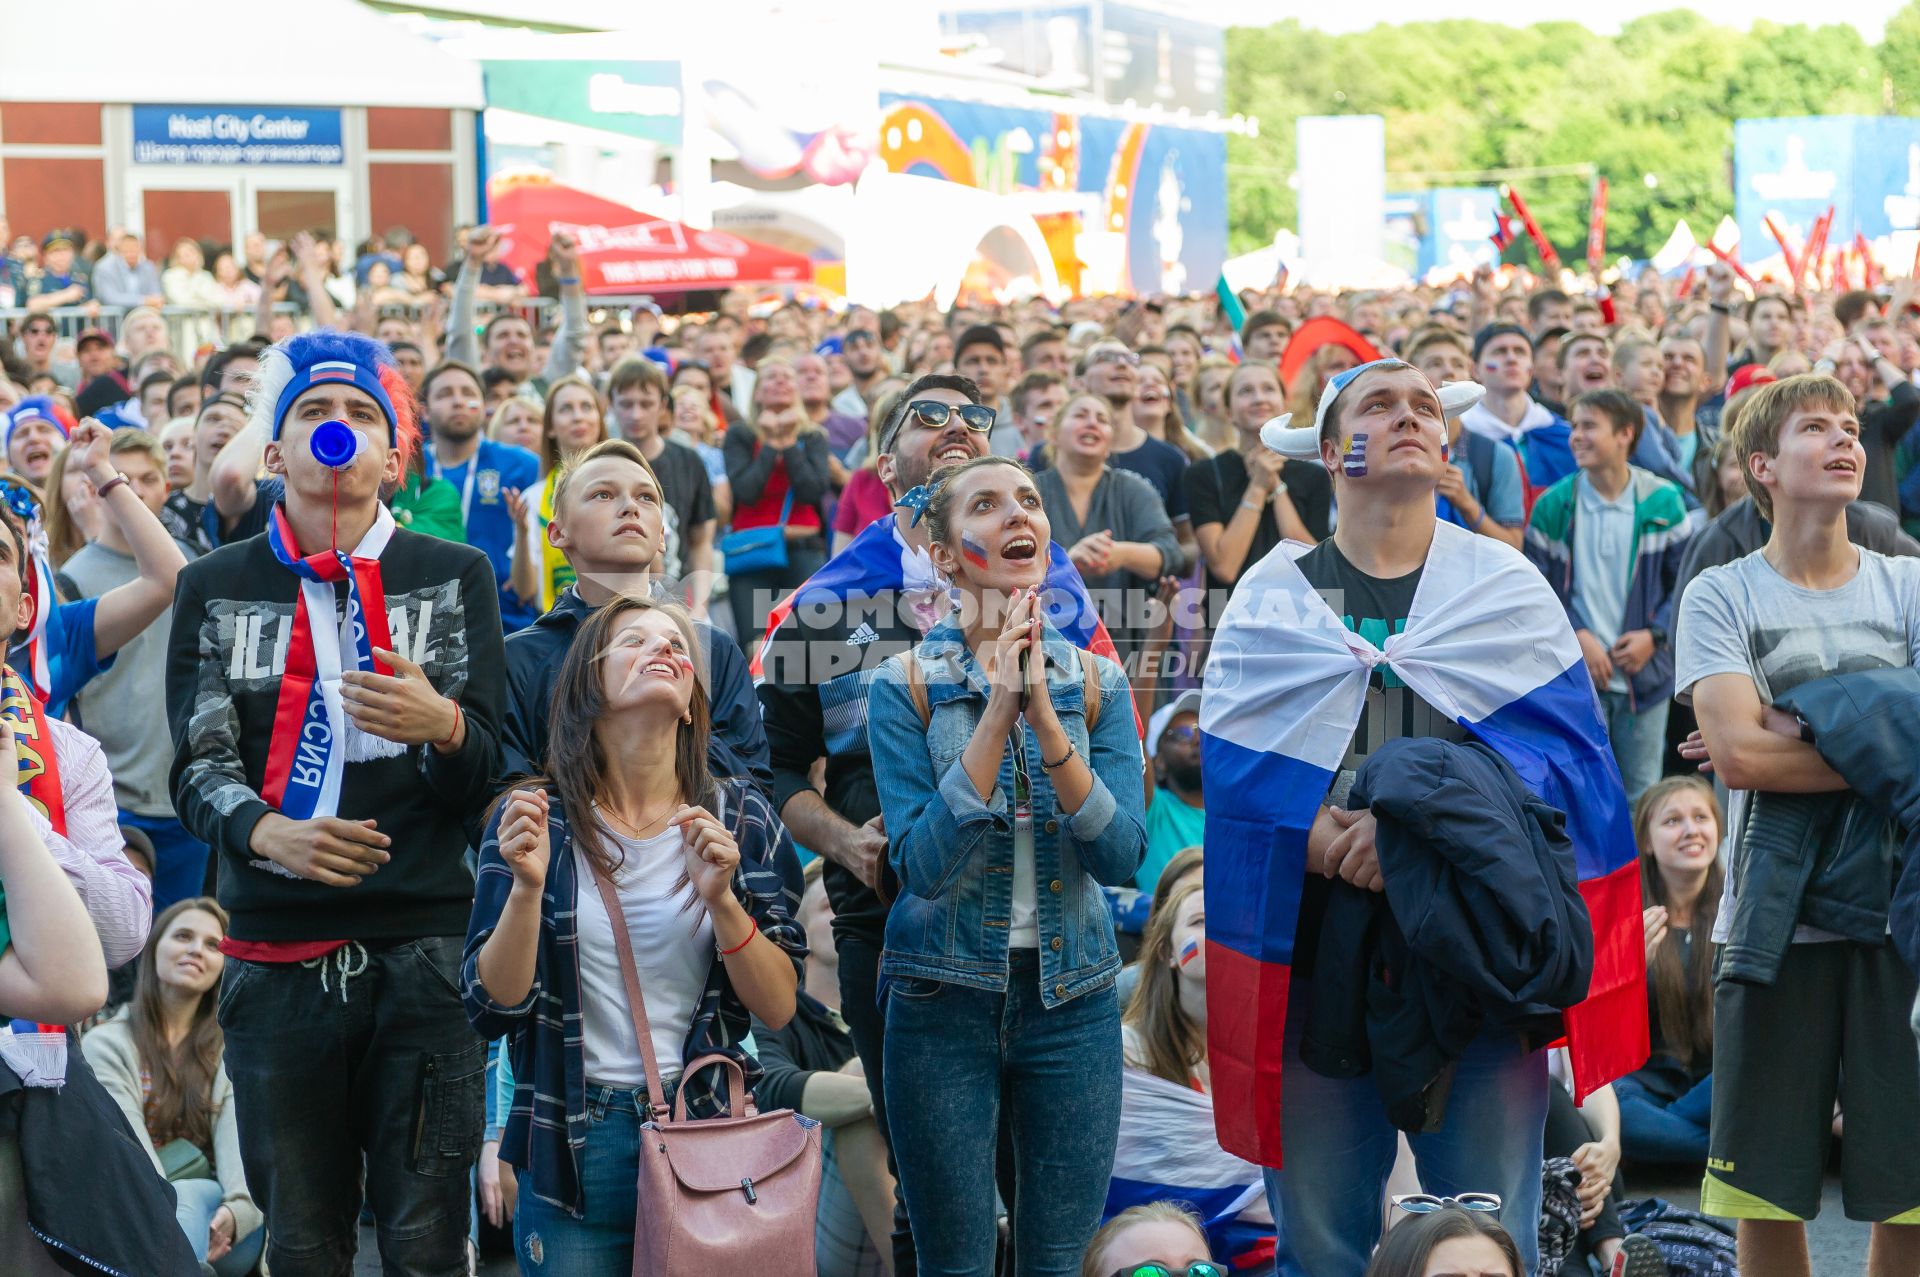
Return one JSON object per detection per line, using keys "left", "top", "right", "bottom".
{"left": 460, "top": 776, "right": 806, "bottom": 1217}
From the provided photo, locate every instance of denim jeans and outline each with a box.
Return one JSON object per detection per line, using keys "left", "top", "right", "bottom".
{"left": 174, "top": 1176, "right": 268, "bottom": 1276}
{"left": 1262, "top": 978, "right": 1548, "bottom": 1277}
{"left": 512, "top": 1083, "right": 665, "bottom": 1277}
{"left": 219, "top": 935, "right": 485, "bottom": 1277}
{"left": 119, "top": 810, "right": 211, "bottom": 912}
{"left": 1614, "top": 1070, "right": 1713, "bottom": 1164}
{"left": 1600, "top": 690, "right": 1669, "bottom": 805}
{"left": 884, "top": 949, "right": 1121, "bottom": 1277}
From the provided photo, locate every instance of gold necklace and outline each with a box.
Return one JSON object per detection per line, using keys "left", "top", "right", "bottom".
{"left": 601, "top": 799, "right": 680, "bottom": 839}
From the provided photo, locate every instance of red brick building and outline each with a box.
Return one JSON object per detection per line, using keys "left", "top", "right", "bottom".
{"left": 0, "top": 0, "right": 482, "bottom": 260}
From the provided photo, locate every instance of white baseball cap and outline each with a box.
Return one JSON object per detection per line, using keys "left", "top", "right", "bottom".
{"left": 1146, "top": 689, "right": 1204, "bottom": 760}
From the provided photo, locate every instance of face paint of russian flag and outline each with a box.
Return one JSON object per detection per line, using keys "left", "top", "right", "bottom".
{"left": 961, "top": 531, "right": 991, "bottom": 570}
{"left": 1179, "top": 937, "right": 1202, "bottom": 967}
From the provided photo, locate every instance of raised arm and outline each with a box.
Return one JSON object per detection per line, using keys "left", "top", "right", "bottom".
{"left": 210, "top": 413, "right": 268, "bottom": 526}
{"left": 1703, "top": 262, "right": 1734, "bottom": 390}
{"left": 444, "top": 228, "right": 491, "bottom": 367}
{"left": 68, "top": 422, "right": 188, "bottom": 659}
{"left": 539, "top": 232, "right": 588, "bottom": 384}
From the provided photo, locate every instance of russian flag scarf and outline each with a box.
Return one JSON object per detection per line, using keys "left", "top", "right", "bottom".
{"left": 1106, "top": 1062, "right": 1273, "bottom": 1269}
{"left": 1199, "top": 519, "right": 1646, "bottom": 1167}
{"left": 261, "top": 503, "right": 404, "bottom": 819}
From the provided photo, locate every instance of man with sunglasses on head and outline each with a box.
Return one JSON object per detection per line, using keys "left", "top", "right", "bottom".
{"left": 755, "top": 372, "right": 1117, "bottom": 1274}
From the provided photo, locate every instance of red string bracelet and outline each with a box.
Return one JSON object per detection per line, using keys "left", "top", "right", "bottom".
{"left": 718, "top": 917, "right": 758, "bottom": 956}
{"left": 437, "top": 700, "right": 463, "bottom": 750}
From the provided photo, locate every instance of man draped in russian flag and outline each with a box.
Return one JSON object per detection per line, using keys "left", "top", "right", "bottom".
{"left": 1199, "top": 358, "right": 1646, "bottom": 1277}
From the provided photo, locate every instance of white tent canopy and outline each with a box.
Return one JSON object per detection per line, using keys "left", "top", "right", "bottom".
{"left": 0, "top": 0, "right": 483, "bottom": 109}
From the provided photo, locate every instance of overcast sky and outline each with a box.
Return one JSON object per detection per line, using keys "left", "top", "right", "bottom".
{"left": 1193, "top": 0, "right": 1905, "bottom": 39}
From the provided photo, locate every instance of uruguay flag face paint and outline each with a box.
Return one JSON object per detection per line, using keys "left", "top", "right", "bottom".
{"left": 1199, "top": 520, "right": 1646, "bottom": 1168}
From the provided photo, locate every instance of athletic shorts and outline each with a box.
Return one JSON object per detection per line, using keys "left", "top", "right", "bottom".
{"left": 1702, "top": 940, "right": 1920, "bottom": 1222}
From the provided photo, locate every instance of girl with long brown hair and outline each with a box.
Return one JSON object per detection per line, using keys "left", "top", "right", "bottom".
{"left": 1123, "top": 878, "right": 1208, "bottom": 1089}
{"left": 463, "top": 595, "right": 804, "bottom": 1273}
{"left": 1613, "top": 775, "right": 1722, "bottom": 1164}
{"left": 81, "top": 897, "right": 264, "bottom": 1274}
{"left": 531, "top": 373, "right": 611, "bottom": 610}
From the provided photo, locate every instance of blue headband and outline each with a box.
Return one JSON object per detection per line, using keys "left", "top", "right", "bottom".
{"left": 3, "top": 397, "right": 70, "bottom": 455}
{"left": 271, "top": 359, "right": 397, "bottom": 443}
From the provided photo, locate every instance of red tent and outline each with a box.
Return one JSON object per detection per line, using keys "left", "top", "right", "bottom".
{"left": 488, "top": 178, "right": 814, "bottom": 294}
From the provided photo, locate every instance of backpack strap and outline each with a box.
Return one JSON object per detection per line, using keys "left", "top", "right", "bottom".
{"left": 1077, "top": 645, "right": 1101, "bottom": 732}
{"left": 888, "top": 650, "right": 931, "bottom": 729}
{"left": 1465, "top": 428, "right": 1499, "bottom": 507}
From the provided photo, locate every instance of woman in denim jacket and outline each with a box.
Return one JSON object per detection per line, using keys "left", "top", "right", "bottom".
{"left": 461, "top": 596, "right": 805, "bottom": 1275}
{"left": 867, "top": 455, "right": 1147, "bottom": 1276}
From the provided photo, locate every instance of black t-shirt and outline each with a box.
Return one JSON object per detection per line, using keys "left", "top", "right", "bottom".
{"left": 161, "top": 490, "right": 212, "bottom": 558}
{"left": 1291, "top": 538, "right": 1468, "bottom": 976}
{"left": 1184, "top": 450, "right": 1332, "bottom": 623}
{"left": 1112, "top": 435, "right": 1191, "bottom": 524}
{"left": 645, "top": 438, "right": 717, "bottom": 580}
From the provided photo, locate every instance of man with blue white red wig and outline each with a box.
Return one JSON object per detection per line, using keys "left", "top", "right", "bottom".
{"left": 165, "top": 330, "right": 504, "bottom": 1276}
{"left": 1198, "top": 358, "right": 1648, "bottom": 1277}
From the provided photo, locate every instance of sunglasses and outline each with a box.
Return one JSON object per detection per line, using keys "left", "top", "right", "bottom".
{"left": 1159, "top": 724, "right": 1198, "bottom": 746}
{"left": 1391, "top": 1192, "right": 1503, "bottom": 1215}
{"left": 1088, "top": 347, "right": 1142, "bottom": 368}
{"left": 1111, "top": 1265, "right": 1225, "bottom": 1277}
{"left": 906, "top": 400, "right": 996, "bottom": 432}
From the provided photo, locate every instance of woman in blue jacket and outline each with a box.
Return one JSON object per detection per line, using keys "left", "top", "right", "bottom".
{"left": 867, "top": 455, "right": 1147, "bottom": 1277}
{"left": 460, "top": 595, "right": 805, "bottom": 1276}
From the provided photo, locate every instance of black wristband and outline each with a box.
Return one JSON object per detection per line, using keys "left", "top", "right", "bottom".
{"left": 1709, "top": 302, "right": 1733, "bottom": 316}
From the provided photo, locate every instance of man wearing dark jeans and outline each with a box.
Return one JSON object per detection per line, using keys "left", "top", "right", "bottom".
{"left": 167, "top": 332, "right": 503, "bottom": 1276}
{"left": 756, "top": 374, "right": 994, "bottom": 1275}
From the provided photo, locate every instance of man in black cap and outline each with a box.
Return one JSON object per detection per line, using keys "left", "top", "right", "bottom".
{"left": 19, "top": 232, "right": 89, "bottom": 314}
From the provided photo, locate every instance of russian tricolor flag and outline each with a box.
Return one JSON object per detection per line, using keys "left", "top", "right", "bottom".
{"left": 1198, "top": 519, "right": 1646, "bottom": 1167}
{"left": 1107, "top": 1065, "right": 1274, "bottom": 1269}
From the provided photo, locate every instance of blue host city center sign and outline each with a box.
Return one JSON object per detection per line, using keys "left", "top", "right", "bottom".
{"left": 132, "top": 106, "right": 345, "bottom": 166}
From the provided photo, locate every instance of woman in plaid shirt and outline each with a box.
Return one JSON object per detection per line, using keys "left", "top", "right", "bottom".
{"left": 461, "top": 596, "right": 805, "bottom": 1274}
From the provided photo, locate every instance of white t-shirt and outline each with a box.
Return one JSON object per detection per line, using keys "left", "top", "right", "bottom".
{"left": 1009, "top": 733, "right": 1039, "bottom": 949}
{"left": 574, "top": 825, "right": 714, "bottom": 1088}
